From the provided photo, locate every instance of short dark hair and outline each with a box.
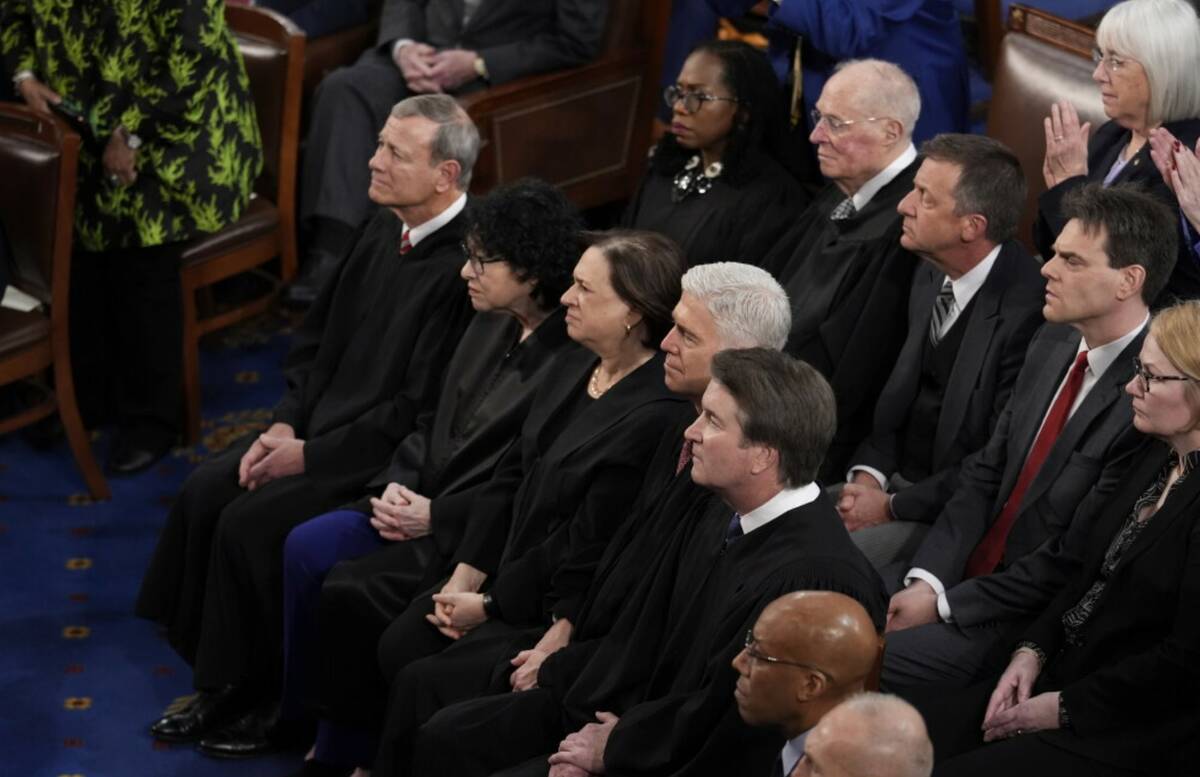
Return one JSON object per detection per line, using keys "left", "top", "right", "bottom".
{"left": 1060, "top": 183, "right": 1178, "bottom": 305}
{"left": 651, "top": 40, "right": 789, "bottom": 186}
{"left": 467, "top": 178, "right": 583, "bottom": 309}
{"left": 710, "top": 349, "right": 836, "bottom": 487}
{"left": 919, "top": 133, "right": 1026, "bottom": 243}
{"left": 586, "top": 229, "right": 684, "bottom": 349}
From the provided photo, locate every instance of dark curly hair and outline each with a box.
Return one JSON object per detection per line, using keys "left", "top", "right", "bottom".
{"left": 467, "top": 178, "right": 584, "bottom": 310}
{"left": 651, "top": 40, "right": 789, "bottom": 187}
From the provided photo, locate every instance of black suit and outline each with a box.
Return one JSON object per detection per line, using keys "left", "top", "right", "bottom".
{"left": 764, "top": 158, "right": 922, "bottom": 481}
{"left": 135, "top": 208, "right": 475, "bottom": 693}
{"left": 883, "top": 322, "right": 1145, "bottom": 688}
{"left": 1035, "top": 118, "right": 1200, "bottom": 303}
{"left": 849, "top": 241, "right": 1046, "bottom": 564}
{"left": 301, "top": 0, "right": 608, "bottom": 231}
{"left": 919, "top": 439, "right": 1200, "bottom": 776}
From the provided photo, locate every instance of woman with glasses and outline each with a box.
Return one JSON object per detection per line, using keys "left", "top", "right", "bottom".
{"left": 292, "top": 230, "right": 688, "bottom": 777}
{"left": 1036, "top": 0, "right": 1200, "bottom": 302}
{"left": 622, "top": 40, "right": 807, "bottom": 268}
{"left": 918, "top": 300, "right": 1200, "bottom": 776}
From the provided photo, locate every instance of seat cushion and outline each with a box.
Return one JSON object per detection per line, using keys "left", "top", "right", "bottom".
{"left": 177, "top": 197, "right": 279, "bottom": 267}
{"left": 0, "top": 306, "right": 50, "bottom": 356}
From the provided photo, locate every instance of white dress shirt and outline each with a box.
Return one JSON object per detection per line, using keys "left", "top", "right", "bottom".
{"left": 849, "top": 143, "right": 918, "bottom": 212}
{"left": 403, "top": 193, "right": 467, "bottom": 249}
{"left": 737, "top": 482, "right": 821, "bottom": 536}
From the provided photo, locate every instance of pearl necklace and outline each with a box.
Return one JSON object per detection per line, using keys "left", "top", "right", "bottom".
{"left": 587, "top": 365, "right": 608, "bottom": 398}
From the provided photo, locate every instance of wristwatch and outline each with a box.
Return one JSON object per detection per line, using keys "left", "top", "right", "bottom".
{"left": 481, "top": 591, "right": 500, "bottom": 618}
{"left": 473, "top": 56, "right": 490, "bottom": 82}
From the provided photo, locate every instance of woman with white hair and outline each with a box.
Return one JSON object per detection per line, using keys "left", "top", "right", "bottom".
{"left": 1035, "top": 0, "right": 1200, "bottom": 302}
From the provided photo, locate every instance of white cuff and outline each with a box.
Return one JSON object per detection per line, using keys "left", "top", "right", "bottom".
{"left": 847, "top": 465, "right": 888, "bottom": 492}
{"left": 391, "top": 38, "right": 415, "bottom": 61}
{"left": 12, "top": 69, "right": 34, "bottom": 86}
{"left": 936, "top": 591, "right": 954, "bottom": 622}
{"left": 904, "top": 568, "right": 953, "bottom": 622}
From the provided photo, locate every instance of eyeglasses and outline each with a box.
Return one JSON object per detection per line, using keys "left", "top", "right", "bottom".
{"left": 809, "top": 108, "right": 889, "bottom": 134}
{"left": 743, "top": 630, "right": 833, "bottom": 679}
{"left": 461, "top": 241, "right": 504, "bottom": 276}
{"left": 663, "top": 85, "right": 739, "bottom": 115}
{"left": 1132, "top": 357, "right": 1194, "bottom": 394}
{"left": 1092, "top": 48, "right": 1133, "bottom": 74}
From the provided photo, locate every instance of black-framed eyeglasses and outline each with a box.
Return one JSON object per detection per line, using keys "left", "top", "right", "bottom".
{"left": 743, "top": 630, "right": 833, "bottom": 679}
{"left": 1132, "top": 357, "right": 1194, "bottom": 394}
{"left": 461, "top": 241, "right": 505, "bottom": 276}
{"left": 663, "top": 85, "right": 739, "bottom": 115}
{"left": 809, "top": 108, "right": 888, "bottom": 134}
{"left": 1091, "top": 47, "right": 1132, "bottom": 74}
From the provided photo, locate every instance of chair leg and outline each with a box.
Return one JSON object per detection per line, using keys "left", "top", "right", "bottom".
{"left": 52, "top": 351, "right": 110, "bottom": 501}
{"left": 181, "top": 280, "right": 203, "bottom": 446}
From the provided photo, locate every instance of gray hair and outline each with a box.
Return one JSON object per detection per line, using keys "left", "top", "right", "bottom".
{"left": 829, "top": 693, "right": 933, "bottom": 777}
{"left": 710, "top": 349, "right": 835, "bottom": 487}
{"left": 681, "top": 262, "right": 791, "bottom": 350}
{"left": 1097, "top": 0, "right": 1200, "bottom": 125}
{"left": 834, "top": 59, "right": 921, "bottom": 140}
{"left": 390, "top": 95, "right": 481, "bottom": 188}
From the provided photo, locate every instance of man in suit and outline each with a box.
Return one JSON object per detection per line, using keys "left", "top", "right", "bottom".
{"left": 881, "top": 183, "right": 1179, "bottom": 689}
{"left": 411, "top": 349, "right": 886, "bottom": 777}
{"left": 795, "top": 693, "right": 933, "bottom": 777}
{"left": 289, "top": 0, "right": 609, "bottom": 306}
{"left": 732, "top": 591, "right": 881, "bottom": 777}
{"left": 762, "top": 59, "right": 922, "bottom": 481}
{"left": 838, "top": 134, "right": 1046, "bottom": 571}
{"left": 137, "top": 95, "right": 479, "bottom": 744}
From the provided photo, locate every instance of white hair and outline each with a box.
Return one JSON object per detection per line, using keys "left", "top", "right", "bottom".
{"left": 831, "top": 693, "right": 933, "bottom": 777}
{"left": 680, "top": 262, "right": 790, "bottom": 350}
{"left": 833, "top": 59, "right": 921, "bottom": 140}
{"left": 1097, "top": 0, "right": 1200, "bottom": 125}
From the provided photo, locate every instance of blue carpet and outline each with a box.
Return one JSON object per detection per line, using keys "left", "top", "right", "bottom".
{"left": 0, "top": 311, "right": 308, "bottom": 777}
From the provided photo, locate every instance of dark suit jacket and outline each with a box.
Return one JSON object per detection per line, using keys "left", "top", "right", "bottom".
{"left": 377, "top": 0, "right": 607, "bottom": 85}
{"left": 851, "top": 241, "right": 1046, "bottom": 523}
{"left": 1022, "top": 439, "right": 1200, "bottom": 772}
{"left": 1035, "top": 117, "right": 1200, "bottom": 302}
{"left": 909, "top": 322, "right": 1144, "bottom": 627}
{"left": 453, "top": 349, "right": 689, "bottom": 625}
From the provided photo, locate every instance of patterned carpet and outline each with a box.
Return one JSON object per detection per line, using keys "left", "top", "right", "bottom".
{"left": 0, "top": 310, "right": 307, "bottom": 777}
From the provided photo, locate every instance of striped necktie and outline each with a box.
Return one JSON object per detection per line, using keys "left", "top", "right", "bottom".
{"left": 829, "top": 197, "right": 857, "bottom": 221}
{"left": 399, "top": 229, "right": 412, "bottom": 255}
{"left": 928, "top": 278, "right": 955, "bottom": 346}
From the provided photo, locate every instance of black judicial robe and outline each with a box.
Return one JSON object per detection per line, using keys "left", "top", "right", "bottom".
{"left": 136, "top": 206, "right": 473, "bottom": 679}
{"left": 622, "top": 151, "right": 808, "bottom": 268}
{"left": 763, "top": 162, "right": 921, "bottom": 482}
{"left": 416, "top": 494, "right": 887, "bottom": 777}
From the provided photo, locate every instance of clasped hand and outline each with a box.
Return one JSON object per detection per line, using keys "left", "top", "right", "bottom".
{"left": 394, "top": 43, "right": 479, "bottom": 93}
{"left": 836, "top": 474, "right": 892, "bottom": 532}
{"left": 237, "top": 422, "right": 303, "bottom": 490}
{"left": 1149, "top": 127, "right": 1200, "bottom": 235}
{"left": 981, "top": 650, "right": 1059, "bottom": 741}
{"left": 370, "top": 482, "right": 432, "bottom": 541}
{"left": 547, "top": 711, "right": 619, "bottom": 777}
{"left": 425, "top": 563, "right": 488, "bottom": 639}
{"left": 885, "top": 579, "right": 938, "bottom": 633}
{"left": 1042, "top": 100, "right": 1092, "bottom": 188}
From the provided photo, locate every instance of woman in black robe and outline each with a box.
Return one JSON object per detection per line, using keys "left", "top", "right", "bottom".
{"left": 918, "top": 301, "right": 1200, "bottom": 776}
{"left": 622, "top": 40, "right": 808, "bottom": 269}
{"left": 295, "top": 231, "right": 689, "bottom": 776}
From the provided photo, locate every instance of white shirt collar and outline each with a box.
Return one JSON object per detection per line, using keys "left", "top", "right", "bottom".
{"left": 403, "top": 192, "right": 467, "bottom": 248}
{"left": 947, "top": 243, "right": 1002, "bottom": 312}
{"left": 739, "top": 482, "right": 821, "bottom": 535}
{"left": 1080, "top": 313, "right": 1149, "bottom": 379}
{"left": 781, "top": 730, "right": 809, "bottom": 776}
{"left": 850, "top": 143, "right": 917, "bottom": 211}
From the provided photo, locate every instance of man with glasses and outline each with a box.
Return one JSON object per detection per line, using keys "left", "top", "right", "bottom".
{"left": 732, "top": 591, "right": 881, "bottom": 777}
{"left": 410, "top": 348, "right": 886, "bottom": 777}
{"left": 762, "top": 58, "right": 922, "bottom": 482}
{"left": 882, "top": 184, "right": 1177, "bottom": 690}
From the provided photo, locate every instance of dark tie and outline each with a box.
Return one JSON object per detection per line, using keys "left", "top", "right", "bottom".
{"left": 398, "top": 228, "right": 412, "bottom": 255}
{"left": 928, "top": 277, "right": 955, "bottom": 346}
{"left": 675, "top": 439, "right": 694, "bottom": 476}
{"left": 725, "top": 513, "right": 743, "bottom": 546}
{"left": 964, "top": 350, "right": 1090, "bottom": 577}
{"left": 829, "top": 197, "right": 857, "bottom": 221}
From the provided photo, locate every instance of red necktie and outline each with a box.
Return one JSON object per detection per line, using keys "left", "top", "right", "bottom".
{"left": 675, "top": 439, "right": 694, "bottom": 475}
{"left": 964, "top": 350, "right": 1090, "bottom": 578}
{"left": 399, "top": 229, "right": 412, "bottom": 255}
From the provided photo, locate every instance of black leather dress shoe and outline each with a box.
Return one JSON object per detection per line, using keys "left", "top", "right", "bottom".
{"left": 197, "top": 701, "right": 282, "bottom": 759}
{"left": 149, "top": 686, "right": 250, "bottom": 743}
{"left": 107, "top": 424, "right": 173, "bottom": 476}
{"left": 283, "top": 251, "right": 340, "bottom": 309}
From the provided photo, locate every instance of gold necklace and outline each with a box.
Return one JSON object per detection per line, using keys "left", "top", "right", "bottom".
{"left": 588, "top": 365, "right": 607, "bottom": 398}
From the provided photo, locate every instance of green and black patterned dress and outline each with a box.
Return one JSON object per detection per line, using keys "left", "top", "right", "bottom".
{"left": 1, "top": 0, "right": 263, "bottom": 251}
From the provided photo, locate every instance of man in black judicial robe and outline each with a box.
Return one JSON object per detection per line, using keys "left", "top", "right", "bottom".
{"left": 412, "top": 349, "right": 887, "bottom": 777}
{"left": 368, "top": 262, "right": 795, "bottom": 774}
{"left": 760, "top": 59, "right": 923, "bottom": 483}
{"left": 836, "top": 135, "right": 1046, "bottom": 573}
{"left": 136, "top": 95, "right": 480, "bottom": 742}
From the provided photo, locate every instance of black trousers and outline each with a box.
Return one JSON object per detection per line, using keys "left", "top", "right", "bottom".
{"left": 71, "top": 243, "right": 182, "bottom": 434}
{"left": 136, "top": 434, "right": 350, "bottom": 692}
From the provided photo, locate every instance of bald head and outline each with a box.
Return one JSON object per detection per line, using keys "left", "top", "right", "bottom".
{"left": 797, "top": 693, "right": 933, "bottom": 777}
{"left": 733, "top": 592, "right": 879, "bottom": 737}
